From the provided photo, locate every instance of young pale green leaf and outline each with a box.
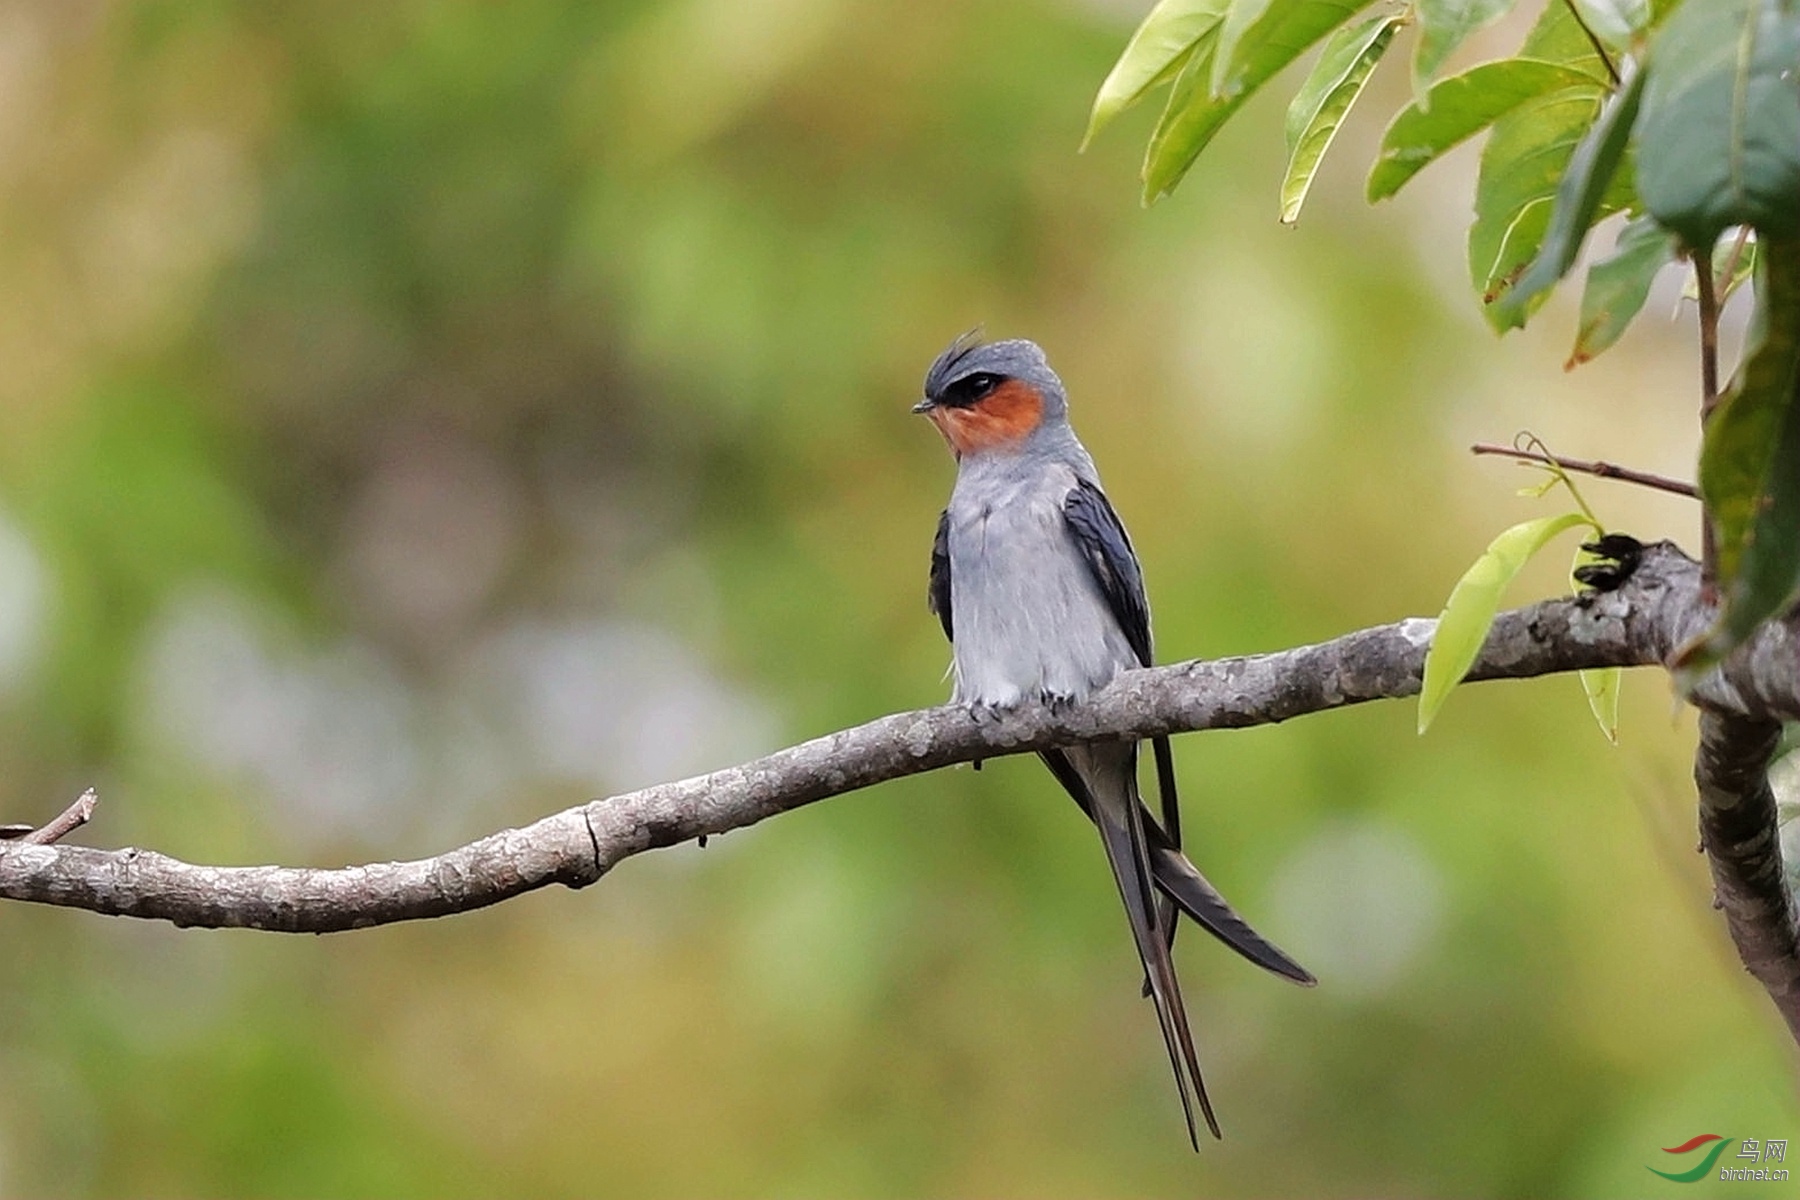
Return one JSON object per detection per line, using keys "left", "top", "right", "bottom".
{"left": 1570, "top": 541, "right": 1621, "bottom": 741}
{"left": 1367, "top": 59, "right": 1599, "bottom": 202}
{"left": 1281, "top": 14, "right": 1400, "bottom": 222}
{"left": 1723, "top": 237, "right": 1762, "bottom": 303}
{"left": 1489, "top": 65, "right": 1646, "bottom": 329}
{"left": 1413, "top": 0, "right": 1519, "bottom": 96}
{"left": 1144, "top": 0, "right": 1373, "bottom": 201}
{"left": 1419, "top": 511, "right": 1594, "bottom": 733}
{"left": 1206, "top": 0, "right": 1376, "bottom": 106}
{"left": 1518, "top": 473, "right": 1562, "bottom": 499}
{"left": 1637, "top": 0, "right": 1800, "bottom": 249}
{"left": 1568, "top": 215, "right": 1677, "bottom": 367}
{"left": 1680, "top": 233, "right": 1759, "bottom": 304}
{"left": 1085, "top": 0, "right": 1232, "bottom": 150}
{"left": 1680, "top": 236, "right": 1800, "bottom": 678}
{"left": 1212, "top": 0, "right": 1278, "bottom": 97}
{"left": 1569, "top": 0, "right": 1650, "bottom": 48}
{"left": 1579, "top": 666, "right": 1622, "bottom": 740}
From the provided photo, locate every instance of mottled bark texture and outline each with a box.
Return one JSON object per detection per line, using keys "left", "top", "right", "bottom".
{"left": 1696, "top": 712, "right": 1800, "bottom": 1040}
{"left": 1, "top": 540, "right": 1797, "bottom": 1037}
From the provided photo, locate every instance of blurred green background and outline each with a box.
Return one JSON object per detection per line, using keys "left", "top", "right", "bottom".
{"left": 0, "top": 1, "right": 1790, "bottom": 1196}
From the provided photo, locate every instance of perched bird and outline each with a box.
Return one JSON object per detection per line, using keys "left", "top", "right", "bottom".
{"left": 914, "top": 333, "right": 1314, "bottom": 1147}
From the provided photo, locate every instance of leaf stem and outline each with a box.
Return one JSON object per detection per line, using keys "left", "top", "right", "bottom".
{"left": 1561, "top": 0, "right": 1621, "bottom": 87}
{"left": 1695, "top": 250, "right": 1722, "bottom": 583}
{"left": 1470, "top": 441, "right": 1698, "bottom": 499}
{"left": 1504, "top": 433, "right": 1603, "bottom": 528}
{"left": 1696, "top": 253, "right": 1722, "bottom": 411}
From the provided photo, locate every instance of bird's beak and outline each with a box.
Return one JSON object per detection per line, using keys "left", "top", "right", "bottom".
{"left": 911, "top": 398, "right": 936, "bottom": 414}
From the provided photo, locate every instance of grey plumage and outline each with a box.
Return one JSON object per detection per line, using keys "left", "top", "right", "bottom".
{"left": 916, "top": 334, "right": 1313, "bottom": 1148}
{"left": 943, "top": 448, "right": 1134, "bottom": 707}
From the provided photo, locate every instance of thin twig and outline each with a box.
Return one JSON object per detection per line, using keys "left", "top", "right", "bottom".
{"left": 18, "top": 789, "right": 97, "bottom": 846}
{"left": 1696, "top": 254, "right": 1722, "bottom": 414}
{"left": 1561, "top": 0, "right": 1621, "bottom": 86}
{"left": 1470, "top": 442, "right": 1698, "bottom": 499}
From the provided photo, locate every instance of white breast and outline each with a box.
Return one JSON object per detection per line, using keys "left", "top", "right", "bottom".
{"left": 945, "top": 458, "right": 1138, "bottom": 708}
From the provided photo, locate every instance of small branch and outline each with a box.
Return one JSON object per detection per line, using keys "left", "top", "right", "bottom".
{"left": 1470, "top": 442, "right": 1698, "bottom": 499}
{"left": 1696, "top": 252, "right": 1723, "bottom": 417}
{"left": 0, "top": 543, "right": 1707, "bottom": 933}
{"left": 1694, "top": 712, "right": 1800, "bottom": 1041}
{"left": 1561, "top": 0, "right": 1621, "bottom": 86}
{"left": 18, "top": 789, "right": 97, "bottom": 846}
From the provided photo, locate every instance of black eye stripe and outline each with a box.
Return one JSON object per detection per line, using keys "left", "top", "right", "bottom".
{"left": 942, "top": 372, "right": 1003, "bottom": 407}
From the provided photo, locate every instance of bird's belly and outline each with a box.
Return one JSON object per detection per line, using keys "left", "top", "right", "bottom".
{"left": 948, "top": 502, "right": 1135, "bottom": 708}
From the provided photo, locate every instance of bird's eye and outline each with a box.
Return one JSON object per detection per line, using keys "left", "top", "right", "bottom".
{"left": 960, "top": 374, "right": 999, "bottom": 400}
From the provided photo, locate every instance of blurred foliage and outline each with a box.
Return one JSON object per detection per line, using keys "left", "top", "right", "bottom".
{"left": 0, "top": 1, "right": 1791, "bottom": 1197}
{"left": 1092, "top": 0, "right": 1800, "bottom": 676}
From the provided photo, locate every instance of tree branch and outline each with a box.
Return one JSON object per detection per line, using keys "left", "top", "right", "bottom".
{"left": 0, "top": 541, "right": 1709, "bottom": 933}
{"left": 2, "top": 537, "right": 1797, "bottom": 1041}
{"left": 1694, "top": 711, "right": 1800, "bottom": 1040}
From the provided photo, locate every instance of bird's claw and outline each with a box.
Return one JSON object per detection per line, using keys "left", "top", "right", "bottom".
{"left": 964, "top": 700, "right": 1004, "bottom": 724}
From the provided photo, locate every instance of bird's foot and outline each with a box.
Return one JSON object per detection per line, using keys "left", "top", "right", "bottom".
{"left": 963, "top": 699, "right": 1006, "bottom": 724}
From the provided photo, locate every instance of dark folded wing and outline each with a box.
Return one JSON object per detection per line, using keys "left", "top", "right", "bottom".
{"left": 929, "top": 508, "right": 953, "bottom": 642}
{"left": 1062, "top": 479, "right": 1151, "bottom": 668}
{"left": 1065, "top": 479, "right": 1178, "bottom": 896}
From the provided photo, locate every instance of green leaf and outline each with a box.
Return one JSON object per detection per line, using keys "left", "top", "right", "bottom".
{"left": 1637, "top": 0, "right": 1800, "bottom": 248}
{"left": 1419, "top": 511, "right": 1594, "bottom": 732}
{"left": 1085, "top": 0, "right": 1233, "bottom": 149}
{"left": 1680, "top": 232, "right": 1760, "bottom": 303}
{"left": 1281, "top": 14, "right": 1401, "bottom": 223}
{"left": 1367, "top": 59, "right": 1601, "bottom": 202}
{"left": 1213, "top": 0, "right": 1278, "bottom": 97}
{"left": 1144, "top": 0, "right": 1374, "bottom": 201}
{"left": 1579, "top": 665, "right": 1622, "bottom": 740}
{"left": 1568, "top": 214, "right": 1677, "bottom": 367}
{"left": 1569, "top": 0, "right": 1651, "bottom": 48}
{"left": 1570, "top": 542, "right": 1622, "bottom": 741}
{"left": 1723, "top": 237, "right": 1762, "bottom": 302}
{"left": 1489, "top": 64, "right": 1646, "bottom": 328}
{"left": 1467, "top": 1, "right": 1621, "bottom": 323}
{"left": 1413, "top": 0, "right": 1519, "bottom": 95}
{"left": 1207, "top": 0, "right": 1376, "bottom": 105}
{"left": 1680, "top": 235, "right": 1800, "bottom": 676}
{"left": 1469, "top": 86, "right": 1612, "bottom": 322}
{"left": 1476, "top": 195, "right": 1554, "bottom": 301}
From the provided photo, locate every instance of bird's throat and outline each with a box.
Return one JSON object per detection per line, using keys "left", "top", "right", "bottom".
{"left": 930, "top": 380, "right": 1044, "bottom": 458}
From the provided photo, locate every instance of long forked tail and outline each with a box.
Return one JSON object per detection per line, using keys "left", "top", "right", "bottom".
{"left": 1144, "top": 822, "right": 1315, "bottom": 985}
{"left": 1060, "top": 743, "right": 1217, "bottom": 1147}
{"left": 1040, "top": 748, "right": 1314, "bottom": 986}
